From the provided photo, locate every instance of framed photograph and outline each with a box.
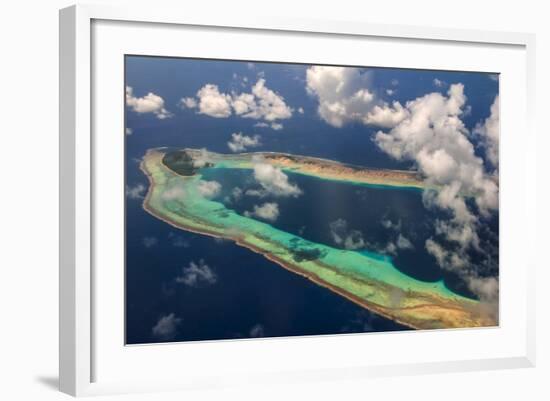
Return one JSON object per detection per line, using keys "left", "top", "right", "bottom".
{"left": 59, "top": 4, "right": 536, "bottom": 396}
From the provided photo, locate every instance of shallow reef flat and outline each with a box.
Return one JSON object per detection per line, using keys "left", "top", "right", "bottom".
{"left": 141, "top": 148, "right": 496, "bottom": 330}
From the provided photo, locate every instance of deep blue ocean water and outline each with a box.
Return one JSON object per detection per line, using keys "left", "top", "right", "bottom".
{"left": 125, "top": 56, "right": 499, "bottom": 344}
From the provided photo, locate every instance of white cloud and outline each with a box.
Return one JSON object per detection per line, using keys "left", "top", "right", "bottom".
{"left": 232, "top": 92, "right": 256, "bottom": 115}
{"left": 331, "top": 218, "right": 413, "bottom": 255}
{"left": 467, "top": 276, "right": 499, "bottom": 303}
{"left": 175, "top": 259, "right": 217, "bottom": 286}
{"left": 433, "top": 78, "right": 445, "bottom": 87}
{"left": 390, "top": 79, "right": 399, "bottom": 86}
{"left": 232, "top": 187, "right": 243, "bottom": 200}
{"left": 298, "top": 107, "right": 304, "bottom": 114}
{"left": 196, "top": 84, "right": 232, "bottom": 118}
{"left": 245, "top": 202, "right": 280, "bottom": 221}
{"left": 245, "top": 79, "right": 292, "bottom": 121}
{"left": 142, "top": 236, "right": 158, "bottom": 248}
{"left": 473, "top": 95, "right": 499, "bottom": 170}
{"left": 306, "top": 66, "right": 375, "bottom": 127}
{"left": 369, "top": 84, "right": 501, "bottom": 302}
{"left": 249, "top": 158, "right": 302, "bottom": 197}
{"left": 227, "top": 132, "right": 261, "bottom": 152}
{"left": 126, "top": 86, "right": 172, "bottom": 119}
{"left": 249, "top": 324, "right": 265, "bottom": 337}
{"left": 168, "top": 233, "right": 190, "bottom": 248}
{"left": 425, "top": 237, "right": 498, "bottom": 316}
{"left": 126, "top": 183, "right": 146, "bottom": 199}
{"left": 306, "top": 66, "right": 410, "bottom": 129}
{"left": 329, "top": 219, "right": 365, "bottom": 250}
{"left": 396, "top": 234, "right": 414, "bottom": 250}
{"left": 373, "top": 84, "right": 498, "bottom": 217}
{"left": 425, "top": 238, "right": 470, "bottom": 273}
{"left": 161, "top": 185, "right": 186, "bottom": 201}
{"left": 253, "top": 121, "right": 283, "bottom": 130}
{"left": 364, "top": 101, "right": 409, "bottom": 128}
{"left": 192, "top": 148, "right": 213, "bottom": 168}
{"left": 152, "top": 313, "right": 182, "bottom": 340}
{"left": 381, "top": 218, "right": 401, "bottom": 231}
{"left": 308, "top": 75, "right": 499, "bottom": 300}
{"left": 185, "top": 79, "right": 293, "bottom": 124}
{"left": 385, "top": 89, "right": 395, "bottom": 96}
{"left": 180, "top": 97, "right": 197, "bottom": 109}
{"left": 197, "top": 180, "right": 221, "bottom": 199}
{"left": 125, "top": 127, "right": 133, "bottom": 135}
{"left": 224, "top": 186, "right": 244, "bottom": 204}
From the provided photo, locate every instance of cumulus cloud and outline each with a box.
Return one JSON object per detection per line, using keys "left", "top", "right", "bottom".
{"left": 381, "top": 218, "right": 401, "bottom": 231}
{"left": 175, "top": 259, "right": 217, "bottom": 286}
{"left": 245, "top": 202, "right": 280, "bottom": 222}
{"left": 385, "top": 89, "right": 395, "bottom": 96}
{"left": 191, "top": 148, "right": 214, "bottom": 168}
{"left": 396, "top": 234, "right": 414, "bottom": 250}
{"left": 168, "top": 232, "right": 190, "bottom": 248}
{"left": 364, "top": 101, "right": 409, "bottom": 128}
{"left": 298, "top": 107, "right": 304, "bottom": 114}
{"left": 197, "top": 180, "right": 221, "bottom": 199}
{"left": 330, "top": 218, "right": 413, "bottom": 255}
{"left": 467, "top": 276, "right": 499, "bottom": 304}
{"left": 249, "top": 324, "right": 265, "bottom": 337}
{"left": 254, "top": 121, "right": 283, "bottom": 130}
{"left": 126, "top": 183, "right": 146, "bottom": 199}
{"left": 244, "top": 79, "right": 292, "bottom": 121}
{"left": 184, "top": 79, "right": 293, "bottom": 126}
{"left": 152, "top": 313, "right": 182, "bottom": 340}
{"left": 227, "top": 132, "right": 261, "bottom": 152}
{"left": 329, "top": 219, "right": 366, "bottom": 250}
{"left": 161, "top": 184, "right": 186, "bottom": 202}
{"left": 309, "top": 74, "right": 499, "bottom": 297}
{"left": 373, "top": 84, "right": 498, "bottom": 216}
{"left": 306, "top": 66, "right": 376, "bottom": 127}
{"left": 473, "top": 95, "right": 499, "bottom": 170}
{"left": 180, "top": 97, "right": 197, "bottom": 109}
{"left": 332, "top": 78, "right": 497, "bottom": 276}
{"left": 126, "top": 86, "right": 172, "bottom": 119}
{"left": 306, "top": 66, "right": 409, "bottom": 129}
{"left": 433, "top": 78, "right": 445, "bottom": 88}
{"left": 232, "top": 187, "right": 243, "bottom": 200}
{"left": 142, "top": 236, "right": 158, "bottom": 248}
{"left": 424, "top": 238, "right": 473, "bottom": 280}
{"left": 125, "top": 127, "right": 133, "bottom": 135}
{"left": 370, "top": 83, "right": 499, "bottom": 302}
{"left": 224, "top": 187, "right": 243, "bottom": 204}
{"left": 247, "top": 158, "right": 302, "bottom": 197}
{"left": 195, "top": 84, "right": 232, "bottom": 118}
{"left": 232, "top": 92, "right": 255, "bottom": 115}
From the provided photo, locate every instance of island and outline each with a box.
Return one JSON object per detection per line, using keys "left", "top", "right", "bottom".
{"left": 140, "top": 147, "right": 496, "bottom": 330}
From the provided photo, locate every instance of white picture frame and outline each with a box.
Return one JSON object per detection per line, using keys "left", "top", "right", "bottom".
{"left": 59, "top": 3, "right": 536, "bottom": 397}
